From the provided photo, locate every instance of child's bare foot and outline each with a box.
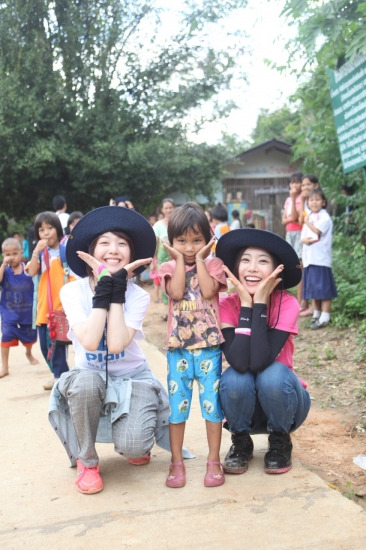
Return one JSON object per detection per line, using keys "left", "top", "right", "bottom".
{"left": 0, "top": 369, "right": 9, "bottom": 378}
{"left": 26, "top": 352, "right": 39, "bottom": 365}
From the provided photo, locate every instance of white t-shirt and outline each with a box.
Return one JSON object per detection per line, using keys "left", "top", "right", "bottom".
{"left": 230, "top": 219, "right": 241, "bottom": 230}
{"left": 301, "top": 209, "right": 333, "bottom": 268}
{"left": 56, "top": 211, "right": 69, "bottom": 232}
{"left": 60, "top": 277, "right": 149, "bottom": 376}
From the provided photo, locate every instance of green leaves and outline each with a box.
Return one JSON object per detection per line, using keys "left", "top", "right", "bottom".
{"left": 0, "top": 0, "right": 247, "bottom": 218}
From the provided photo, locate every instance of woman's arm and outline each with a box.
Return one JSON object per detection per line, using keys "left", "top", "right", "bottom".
{"left": 71, "top": 253, "right": 151, "bottom": 352}
{"left": 221, "top": 313, "right": 290, "bottom": 373}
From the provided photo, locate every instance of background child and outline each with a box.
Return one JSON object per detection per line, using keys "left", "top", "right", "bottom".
{"left": 298, "top": 174, "right": 322, "bottom": 317}
{"left": 301, "top": 188, "right": 337, "bottom": 329}
{"left": 153, "top": 198, "right": 176, "bottom": 320}
{"left": 27, "top": 212, "right": 72, "bottom": 390}
{"left": 230, "top": 209, "right": 242, "bottom": 230}
{"left": 282, "top": 172, "right": 304, "bottom": 311}
{"left": 159, "top": 202, "right": 227, "bottom": 488}
{"left": 211, "top": 202, "right": 230, "bottom": 240}
{"left": 0, "top": 238, "right": 38, "bottom": 378}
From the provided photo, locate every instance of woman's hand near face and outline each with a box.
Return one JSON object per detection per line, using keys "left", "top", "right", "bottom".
{"left": 122, "top": 257, "right": 152, "bottom": 278}
{"left": 253, "top": 264, "right": 284, "bottom": 304}
{"left": 77, "top": 251, "right": 152, "bottom": 280}
{"left": 223, "top": 265, "right": 253, "bottom": 308}
{"left": 77, "top": 251, "right": 111, "bottom": 278}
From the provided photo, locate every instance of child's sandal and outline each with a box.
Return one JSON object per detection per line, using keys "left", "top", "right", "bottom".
{"left": 166, "top": 461, "right": 186, "bottom": 488}
{"left": 204, "top": 461, "right": 225, "bottom": 487}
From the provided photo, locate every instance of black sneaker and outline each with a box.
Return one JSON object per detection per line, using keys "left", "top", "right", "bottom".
{"left": 264, "top": 431, "right": 292, "bottom": 474}
{"left": 223, "top": 431, "right": 254, "bottom": 474}
{"left": 310, "top": 317, "right": 319, "bottom": 329}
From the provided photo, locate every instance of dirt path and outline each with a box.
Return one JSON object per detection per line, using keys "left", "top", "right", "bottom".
{"left": 141, "top": 282, "right": 366, "bottom": 508}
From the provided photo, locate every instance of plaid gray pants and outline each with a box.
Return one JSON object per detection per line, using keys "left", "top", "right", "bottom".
{"left": 58, "top": 369, "right": 159, "bottom": 467}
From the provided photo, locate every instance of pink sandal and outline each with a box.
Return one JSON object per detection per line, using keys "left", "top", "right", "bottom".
{"left": 204, "top": 461, "right": 225, "bottom": 487}
{"left": 166, "top": 461, "right": 186, "bottom": 488}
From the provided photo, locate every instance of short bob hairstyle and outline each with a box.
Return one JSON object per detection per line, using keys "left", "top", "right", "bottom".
{"left": 34, "top": 211, "right": 64, "bottom": 242}
{"left": 167, "top": 202, "right": 211, "bottom": 245}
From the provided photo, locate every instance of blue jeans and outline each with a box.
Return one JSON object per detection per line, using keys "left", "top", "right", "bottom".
{"left": 219, "top": 362, "right": 310, "bottom": 434}
{"left": 38, "top": 324, "right": 69, "bottom": 379}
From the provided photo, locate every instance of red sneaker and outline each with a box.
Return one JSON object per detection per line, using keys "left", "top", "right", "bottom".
{"left": 127, "top": 453, "right": 151, "bottom": 466}
{"left": 75, "top": 459, "right": 103, "bottom": 494}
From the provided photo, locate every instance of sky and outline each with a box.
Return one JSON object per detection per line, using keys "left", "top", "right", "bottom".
{"left": 156, "top": 0, "right": 300, "bottom": 144}
{"left": 195, "top": 0, "right": 300, "bottom": 143}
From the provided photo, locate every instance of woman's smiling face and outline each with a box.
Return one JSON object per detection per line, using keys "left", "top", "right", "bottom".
{"left": 93, "top": 232, "right": 131, "bottom": 274}
{"left": 237, "top": 247, "right": 275, "bottom": 296}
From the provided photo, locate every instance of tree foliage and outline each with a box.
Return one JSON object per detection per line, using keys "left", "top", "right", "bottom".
{"left": 277, "top": 0, "right": 366, "bottom": 322}
{"left": 250, "top": 105, "right": 300, "bottom": 145}
{"left": 0, "top": 0, "right": 248, "bottom": 218}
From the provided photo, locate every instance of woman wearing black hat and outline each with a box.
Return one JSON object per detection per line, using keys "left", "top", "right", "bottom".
{"left": 216, "top": 229, "right": 310, "bottom": 476}
{"left": 48, "top": 206, "right": 178, "bottom": 494}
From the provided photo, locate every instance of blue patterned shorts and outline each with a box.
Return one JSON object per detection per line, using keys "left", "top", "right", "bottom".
{"left": 167, "top": 346, "right": 224, "bottom": 423}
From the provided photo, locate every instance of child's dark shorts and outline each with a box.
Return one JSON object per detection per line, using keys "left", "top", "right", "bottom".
{"left": 1, "top": 323, "right": 37, "bottom": 347}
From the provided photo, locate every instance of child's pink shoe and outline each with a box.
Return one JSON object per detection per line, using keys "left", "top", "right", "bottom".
{"left": 166, "top": 461, "right": 186, "bottom": 488}
{"left": 204, "top": 461, "right": 225, "bottom": 487}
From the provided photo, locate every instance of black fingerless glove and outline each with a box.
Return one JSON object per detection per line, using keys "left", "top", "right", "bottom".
{"left": 111, "top": 268, "right": 128, "bottom": 304}
{"left": 92, "top": 276, "right": 113, "bottom": 310}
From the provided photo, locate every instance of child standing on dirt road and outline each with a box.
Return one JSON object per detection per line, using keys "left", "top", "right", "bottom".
{"left": 159, "top": 202, "right": 227, "bottom": 488}
{"left": 0, "top": 238, "right": 38, "bottom": 378}
{"left": 301, "top": 188, "right": 338, "bottom": 330}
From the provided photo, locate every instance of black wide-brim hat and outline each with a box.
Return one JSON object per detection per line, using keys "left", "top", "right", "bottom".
{"left": 216, "top": 228, "right": 302, "bottom": 289}
{"left": 66, "top": 206, "right": 157, "bottom": 278}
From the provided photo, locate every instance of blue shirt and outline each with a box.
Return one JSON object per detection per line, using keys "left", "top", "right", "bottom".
{"left": 0, "top": 265, "right": 34, "bottom": 324}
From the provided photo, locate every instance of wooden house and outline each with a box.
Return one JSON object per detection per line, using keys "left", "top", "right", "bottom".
{"left": 223, "top": 139, "right": 302, "bottom": 236}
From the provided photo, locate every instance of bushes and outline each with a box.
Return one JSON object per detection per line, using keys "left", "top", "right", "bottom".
{"left": 332, "top": 232, "right": 366, "bottom": 331}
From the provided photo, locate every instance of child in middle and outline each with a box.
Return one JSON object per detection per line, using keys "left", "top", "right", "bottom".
{"left": 159, "top": 202, "right": 227, "bottom": 488}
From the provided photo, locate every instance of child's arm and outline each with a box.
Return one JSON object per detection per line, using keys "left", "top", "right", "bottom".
{"left": 27, "top": 239, "right": 48, "bottom": 276}
{"left": 282, "top": 192, "right": 299, "bottom": 225}
{"left": 195, "top": 237, "right": 220, "bottom": 299}
{"left": 298, "top": 195, "right": 307, "bottom": 225}
{"left": 160, "top": 241, "right": 186, "bottom": 300}
{"left": 0, "top": 258, "right": 8, "bottom": 283}
{"left": 303, "top": 214, "right": 322, "bottom": 239}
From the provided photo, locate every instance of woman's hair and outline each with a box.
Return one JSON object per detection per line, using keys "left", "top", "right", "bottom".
{"left": 86, "top": 231, "right": 135, "bottom": 278}
{"left": 231, "top": 209, "right": 240, "bottom": 218}
{"left": 34, "top": 211, "right": 63, "bottom": 241}
{"left": 162, "top": 197, "right": 175, "bottom": 207}
{"left": 167, "top": 202, "right": 211, "bottom": 244}
{"left": 302, "top": 174, "right": 319, "bottom": 185}
{"left": 65, "top": 211, "right": 83, "bottom": 235}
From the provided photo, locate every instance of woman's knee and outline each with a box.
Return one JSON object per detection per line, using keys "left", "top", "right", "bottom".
{"left": 256, "top": 362, "right": 292, "bottom": 396}
{"left": 220, "top": 367, "right": 254, "bottom": 400}
{"left": 114, "top": 381, "right": 158, "bottom": 458}
{"left": 59, "top": 369, "right": 105, "bottom": 401}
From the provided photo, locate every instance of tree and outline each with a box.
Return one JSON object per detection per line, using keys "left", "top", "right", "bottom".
{"left": 280, "top": 0, "right": 366, "bottom": 323}
{"left": 251, "top": 105, "right": 300, "bottom": 145}
{"left": 0, "top": 0, "right": 248, "bottom": 219}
